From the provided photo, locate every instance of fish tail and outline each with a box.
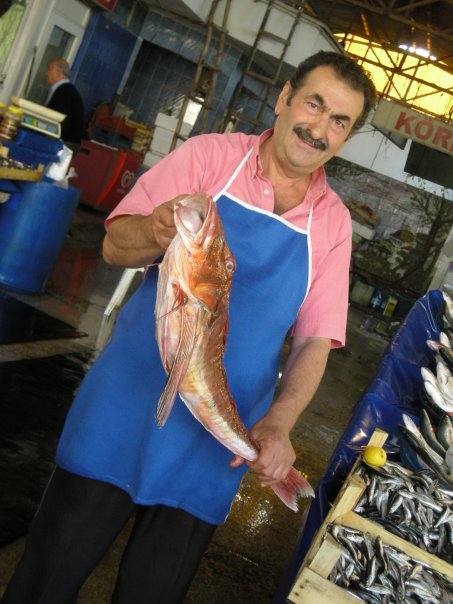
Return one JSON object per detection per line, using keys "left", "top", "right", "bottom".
{"left": 271, "top": 467, "right": 314, "bottom": 512}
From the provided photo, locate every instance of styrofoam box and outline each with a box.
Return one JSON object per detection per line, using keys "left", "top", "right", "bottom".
{"left": 351, "top": 219, "right": 375, "bottom": 241}
{"left": 154, "top": 112, "right": 192, "bottom": 137}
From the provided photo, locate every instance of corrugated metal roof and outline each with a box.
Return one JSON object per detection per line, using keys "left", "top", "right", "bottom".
{"left": 339, "top": 34, "right": 452, "bottom": 122}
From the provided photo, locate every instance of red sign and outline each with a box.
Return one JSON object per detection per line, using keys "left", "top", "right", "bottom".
{"left": 372, "top": 99, "right": 453, "bottom": 157}
{"left": 92, "top": 0, "right": 117, "bottom": 10}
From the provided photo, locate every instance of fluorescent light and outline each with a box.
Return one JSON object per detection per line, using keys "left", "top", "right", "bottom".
{"left": 398, "top": 44, "right": 437, "bottom": 60}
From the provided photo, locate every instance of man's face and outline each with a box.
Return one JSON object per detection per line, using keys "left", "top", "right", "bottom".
{"left": 46, "top": 62, "right": 59, "bottom": 85}
{"left": 272, "top": 65, "right": 365, "bottom": 174}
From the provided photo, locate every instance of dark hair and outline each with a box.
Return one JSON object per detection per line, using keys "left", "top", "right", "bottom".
{"left": 288, "top": 51, "right": 378, "bottom": 133}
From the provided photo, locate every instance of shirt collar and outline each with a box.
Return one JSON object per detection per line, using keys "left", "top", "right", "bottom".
{"left": 49, "top": 78, "right": 70, "bottom": 95}
{"left": 305, "top": 163, "right": 327, "bottom": 205}
{"left": 249, "top": 129, "right": 273, "bottom": 178}
{"left": 251, "top": 128, "right": 327, "bottom": 205}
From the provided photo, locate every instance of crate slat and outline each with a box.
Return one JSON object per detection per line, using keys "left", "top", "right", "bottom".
{"left": 288, "top": 567, "right": 360, "bottom": 604}
{"left": 309, "top": 533, "right": 344, "bottom": 578}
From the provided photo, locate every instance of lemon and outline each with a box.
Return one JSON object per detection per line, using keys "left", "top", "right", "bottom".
{"left": 363, "top": 446, "right": 387, "bottom": 467}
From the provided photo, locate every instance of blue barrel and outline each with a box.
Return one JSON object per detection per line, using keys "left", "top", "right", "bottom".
{"left": 0, "top": 179, "right": 80, "bottom": 293}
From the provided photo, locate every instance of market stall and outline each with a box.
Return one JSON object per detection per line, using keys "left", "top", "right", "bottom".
{"left": 275, "top": 288, "right": 452, "bottom": 602}
{"left": 0, "top": 103, "right": 81, "bottom": 294}
{"left": 69, "top": 102, "right": 151, "bottom": 212}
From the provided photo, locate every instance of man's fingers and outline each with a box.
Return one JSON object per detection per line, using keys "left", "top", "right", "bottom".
{"left": 229, "top": 455, "right": 245, "bottom": 468}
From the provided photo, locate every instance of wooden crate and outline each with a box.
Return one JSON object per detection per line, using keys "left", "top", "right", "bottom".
{"left": 0, "top": 164, "right": 43, "bottom": 181}
{"left": 0, "top": 144, "right": 43, "bottom": 181}
{"left": 290, "top": 535, "right": 361, "bottom": 603}
{"left": 288, "top": 429, "right": 453, "bottom": 603}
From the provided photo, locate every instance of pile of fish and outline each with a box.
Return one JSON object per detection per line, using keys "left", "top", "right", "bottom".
{"left": 420, "top": 291, "right": 453, "bottom": 419}
{"left": 354, "top": 459, "right": 453, "bottom": 561}
{"left": 0, "top": 154, "right": 35, "bottom": 170}
{"left": 421, "top": 341, "right": 453, "bottom": 418}
{"left": 399, "top": 411, "right": 453, "bottom": 488}
{"left": 398, "top": 291, "right": 453, "bottom": 488}
{"left": 327, "top": 523, "right": 453, "bottom": 603}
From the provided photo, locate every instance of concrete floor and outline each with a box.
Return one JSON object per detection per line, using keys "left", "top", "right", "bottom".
{"left": 0, "top": 205, "right": 388, "bottom": 603}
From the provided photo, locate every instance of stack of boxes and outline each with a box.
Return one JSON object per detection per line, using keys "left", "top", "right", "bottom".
{"left": 143, "top": 112, "right": 192, "bottom": 168}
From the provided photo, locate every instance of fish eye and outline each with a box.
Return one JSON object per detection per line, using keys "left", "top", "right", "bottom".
{"left": 225, "top": 260, "right": 235, "bottom": 272}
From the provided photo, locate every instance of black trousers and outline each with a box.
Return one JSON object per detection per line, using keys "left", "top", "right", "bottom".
{"left": 1, "top": 468, "right": 216, "bottom": 604}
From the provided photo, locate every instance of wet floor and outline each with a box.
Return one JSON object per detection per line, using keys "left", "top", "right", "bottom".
{"left": 0, "top": 205, "right": 388, "bottom": 603}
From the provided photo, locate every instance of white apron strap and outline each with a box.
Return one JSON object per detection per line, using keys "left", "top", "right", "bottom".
{"left": 213, "top": 148, "right": 253, "bottom": 201}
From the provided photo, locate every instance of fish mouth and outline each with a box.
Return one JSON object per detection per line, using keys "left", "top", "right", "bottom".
{"left": 175, "top": 196, "right": 208, "bottom": 237}
{"left": 175, "top": 194, "right": 217, "bottom": 250}
{"left": 293, "top": 126, "right": 327, "bottom": 151}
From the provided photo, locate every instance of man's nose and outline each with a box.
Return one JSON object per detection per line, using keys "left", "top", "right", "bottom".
{"left": 307, "top": 113, "right": 329, "bottom": 142}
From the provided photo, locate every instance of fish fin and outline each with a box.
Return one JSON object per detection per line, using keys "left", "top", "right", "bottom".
{"left": 271, "top": 467, "right": 314, "bottom": 512}
{"left": 156, "top": 284, "right": 189, "bottom": 323}
{"left": 156, "top": 284, "right": 190, "bottom": 373}
{"left": 155, "top": 307, "right": 199, "bottom": 427}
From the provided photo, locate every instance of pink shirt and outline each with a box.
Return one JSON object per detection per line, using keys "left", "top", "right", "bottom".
{"left": 107, "top": 130, "right": 352, "bottom": 347}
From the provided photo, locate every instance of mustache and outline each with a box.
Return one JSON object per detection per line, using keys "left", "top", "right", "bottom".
{"left": 293, "top": 126, "right": 327, "bottom": 151}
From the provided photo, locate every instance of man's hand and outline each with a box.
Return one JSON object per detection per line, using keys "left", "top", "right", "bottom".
{"left": 145, "top": 197, "right": 182, "bottom": 251}
{"left": 230, "top": 416, "right": 296, "bottom": 486}
{"left": 229, "top": 336, "right": 331, "bottom": 487}
{"left": 103, "top": 194, "right": 188, "bottom": 268}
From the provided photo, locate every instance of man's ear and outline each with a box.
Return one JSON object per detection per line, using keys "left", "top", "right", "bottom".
{"left": 275, "top": 81, "right": 292, "bottom": 116}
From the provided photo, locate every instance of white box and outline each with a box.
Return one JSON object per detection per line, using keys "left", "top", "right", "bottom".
{"left": 351, "top": 219, "right": 375, "bottom": 241}
{"left": 150, "top": 139, "right": 171, "bottom": 155}
{"left": 143, "top": 151, "right": 165, "bottom": 169}
{"left": 155, "top": 113, "right": 178, "bottom": 131}
{"left": 154, "top": 112, "right": 192, "bottom": 137}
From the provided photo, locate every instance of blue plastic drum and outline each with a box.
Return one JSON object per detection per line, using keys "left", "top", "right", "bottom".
{"left": 0, "top": 179, "right": 80, "bottom": 293}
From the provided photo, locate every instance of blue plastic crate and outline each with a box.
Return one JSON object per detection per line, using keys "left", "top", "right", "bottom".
{"left": 15, "top": 129, "right": 63, "bottom": 154}
{"left": 3, "top": 141, "right": 60, "bottom": 169}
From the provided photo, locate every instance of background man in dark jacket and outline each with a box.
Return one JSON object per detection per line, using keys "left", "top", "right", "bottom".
{"left": 45, "top": 58, "right": 85, "bottom": 145}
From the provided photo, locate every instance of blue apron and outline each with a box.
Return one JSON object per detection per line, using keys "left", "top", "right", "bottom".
{"left": 56, "top": 150, "right": 314, "bottom": 524}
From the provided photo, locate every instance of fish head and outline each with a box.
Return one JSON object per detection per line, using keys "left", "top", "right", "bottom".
{"left": 174, "top": 194, "right": 236, "bottom": 313}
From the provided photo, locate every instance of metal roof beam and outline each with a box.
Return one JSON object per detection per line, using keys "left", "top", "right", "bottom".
{"left": 333, "top": 0, "right": 453, "bottom": 43}
{"left": 347, "top": 51, "right": 452, "bottom": 96}
{"left": 392, "top": 0, "right": 441, "bottom": 14}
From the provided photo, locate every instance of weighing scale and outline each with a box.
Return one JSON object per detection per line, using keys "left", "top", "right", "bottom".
{"left": 11, "top": 96, "right": 66, "bottom": 139}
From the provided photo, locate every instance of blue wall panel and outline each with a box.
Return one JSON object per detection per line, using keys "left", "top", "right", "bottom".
{"left": 72, "top": 11, "right": 137, "bottom": 123}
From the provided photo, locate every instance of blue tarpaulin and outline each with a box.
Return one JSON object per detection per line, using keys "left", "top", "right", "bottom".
{"left": 274, "top": 289, "right": 444, "bottom": 602}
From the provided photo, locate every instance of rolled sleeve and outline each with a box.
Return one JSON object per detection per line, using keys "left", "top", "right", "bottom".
{"left": 105, "top": 138, "right": 206, "bottom": 229}
{"left": 293, "top": 216, "right": 352, "bottom": 348}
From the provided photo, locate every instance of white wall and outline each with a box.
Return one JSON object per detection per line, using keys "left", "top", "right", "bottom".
{"left": 185, "top": 0, "right": 342, "bottom": 63}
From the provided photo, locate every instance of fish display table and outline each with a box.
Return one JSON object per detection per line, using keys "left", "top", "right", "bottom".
{"left": 287, "top": 429, "right": 452, "bottom": 602}
{"left": 276, "top": 289, "right": 453, "bottom": 602}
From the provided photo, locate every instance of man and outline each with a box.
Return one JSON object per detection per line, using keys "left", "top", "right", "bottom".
{"left": 45, "top": 58, "right": 85, "bottom": 145}
{"left": 2, "top": 51, "right": 376, "bottom": 604}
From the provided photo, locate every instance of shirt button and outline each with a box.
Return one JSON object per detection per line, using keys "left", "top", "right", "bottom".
{"left": 263, "top": 188, "right": 270, "bottom": 195}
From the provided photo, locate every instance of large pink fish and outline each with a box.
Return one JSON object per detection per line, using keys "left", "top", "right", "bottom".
{"left": 155, "top": 193, "right": 314, "bottom": 511}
